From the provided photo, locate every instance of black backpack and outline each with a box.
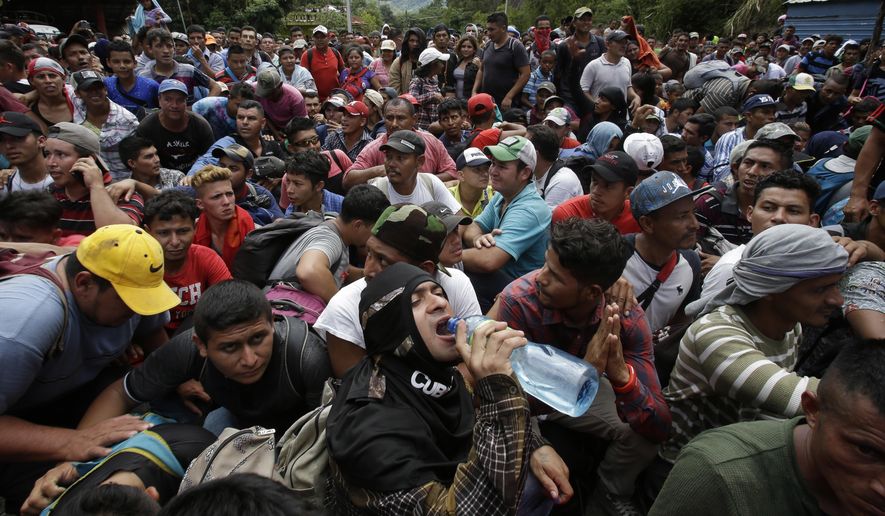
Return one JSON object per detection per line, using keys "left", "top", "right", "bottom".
{"left": 553, "top": 154, "right": 595, "bottom": 195}
{"left": 231, "top": 211, "right": 332, "bottom": 287}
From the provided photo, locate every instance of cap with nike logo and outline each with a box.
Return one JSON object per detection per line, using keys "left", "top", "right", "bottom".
{"left": 76, "top": 225, "right": 181, "bottom": 316}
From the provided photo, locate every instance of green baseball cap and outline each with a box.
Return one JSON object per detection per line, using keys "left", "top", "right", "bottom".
{"left": 483, "top": 135, "right": 537, "bottom": 171}
{"left": 372, "top": 204, "right": 448, "bottom": 274}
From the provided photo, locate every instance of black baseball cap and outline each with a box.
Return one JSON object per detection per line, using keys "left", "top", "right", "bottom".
{"left": 60, "top": 34, "right": 89, "bottom": 56}
{"left": 0, "top": 111, "right": 44, "bottom": 137}
{"left": 588, "top": 151, "right": 639, "bottom": 185}
{"left": 380, "top": 130, "right": 426, "bottom": 155}
{"left": 72, "top": 70, "right": 104, "bottom": 91}
{"left": 422, "top": 200, "right": 472, "bottom": 234}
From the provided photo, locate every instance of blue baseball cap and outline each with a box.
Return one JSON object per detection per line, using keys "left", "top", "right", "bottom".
{"left": 630, "top": 171, "right": 704, "bottom": 219}
{"left": 742, "top": 94, "right": 777, "bottom": 113}
{"left": 158, "top": 79, "right": 188, "bottom": 96}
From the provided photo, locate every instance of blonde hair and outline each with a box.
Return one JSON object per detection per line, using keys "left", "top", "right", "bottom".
{"left": 191, "top": 165, "right": 232, "bottom": 192}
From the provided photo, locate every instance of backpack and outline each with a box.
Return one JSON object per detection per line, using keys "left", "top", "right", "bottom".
{"left": 178, "top": 426, "right": 283, "bottom": 492}
{"left": 0, "top": 248, "right": 68, "bottom": 359}
{"left": 304, "top": 47, "right": 343, "bottom": 72}
{"left": 231, "top": 211, "right": 331, "bottom": 287}
{"left": 554, "top": 154, "right": 594, "bottom": 195}
{"left": 683, "top": 60, "right": 746, "bottom": 94}
{"left": 275, "top": 378, "right": 338, "bottom": 497}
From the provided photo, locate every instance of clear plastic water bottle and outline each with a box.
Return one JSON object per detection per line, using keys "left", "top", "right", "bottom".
{"left": 447, "top": 316, "right": 599, "bottom": 417}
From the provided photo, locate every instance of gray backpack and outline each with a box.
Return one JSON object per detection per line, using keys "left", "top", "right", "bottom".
{"left": 683, "top": 60, "right": 746, "bottom": 94}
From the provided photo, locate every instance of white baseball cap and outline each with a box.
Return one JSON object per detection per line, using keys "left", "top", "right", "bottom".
{"left": 418, "top": 47, "right": 450, "bottom": 67}
{"left": 313, "top": 25, "right": 329, "bottom": 35}
{"left": 623, "top": 133, "right": 664, "bottom": 172}
{"left": 380, "top": 39, "right": 397, "bottom": 51}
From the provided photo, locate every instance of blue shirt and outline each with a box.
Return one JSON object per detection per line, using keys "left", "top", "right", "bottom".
{"left": 474, "top": 182, "right": 551, "bottom": 280}
{"left": 191, "top": 96, "right": 237, "bottom": 141}
{"left": 104, "top": 76, "right": 159, "bottom": 115}
{"left": 799, "top": 51, "right": 838, "bottom": 76}
{"left": 285, "top": 189, "right": 345, "bottom": 216}
{"left": 0, "top": 257, "right": 168, "bottom": 412}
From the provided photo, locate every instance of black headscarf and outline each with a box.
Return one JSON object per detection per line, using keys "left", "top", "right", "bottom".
{"left": 327, "top": 263, "right": 474, "bottom": 492}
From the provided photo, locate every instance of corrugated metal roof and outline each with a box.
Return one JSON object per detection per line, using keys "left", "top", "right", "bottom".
{"left": 786, "top": 0, "right": 883, "bottom": 41}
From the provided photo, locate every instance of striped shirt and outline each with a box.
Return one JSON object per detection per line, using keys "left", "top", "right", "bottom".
{"left": 52, "top": 184, "right": 145, "bottom": 238}
{"left": 694, "top": 181, "right": 754, "bottom": 247}
{"left": 660, "top": 304, "right": 817, "bottom": 462}
{"left": 710, "top": 126, "right": 746, "bottom": 181}
{"left": 684, "top": 76, "right": 751, "bottom": 114}
{"left": 775, "top": 100, "right": 808, "bottom": 125}
{"left": 138, "top": 61, "right": 213, "bottom": 105}
{"left": 798, "top": 51, "right": 837, "bottom": 76}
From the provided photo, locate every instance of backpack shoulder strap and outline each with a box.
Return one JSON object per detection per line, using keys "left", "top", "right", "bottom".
{"left": 0, "top": 251, "right": 69, "bottom": 358}
{"left": 541, "top": 160, "right": 565, "bottom": 198}
{"left": 327, "top": 149, "right": 345, "bottom": 172}
{"left": 305, "top": 48, "right": 313, "bottom": 69}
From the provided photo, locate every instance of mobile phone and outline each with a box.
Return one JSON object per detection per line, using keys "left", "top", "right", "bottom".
{"left": 92, "top": 155, "right": 110, "bottom": 176}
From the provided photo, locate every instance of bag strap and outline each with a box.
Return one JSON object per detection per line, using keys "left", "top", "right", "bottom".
{"left": 114, "top": 80, "right": 149, "bottom": 108}
{"left": 636, "top": 252, "right": 680, "bottom": 311}
{"left": 327, "top": 149, "right": 345, "bottom": 172}
{"left": 541, "top": 161, "right": 564, "bottom": 198}
{"left": 0, "top": 252, "right": 69, "bottom": 358}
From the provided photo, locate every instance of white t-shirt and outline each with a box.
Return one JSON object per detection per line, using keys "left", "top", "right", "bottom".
{"left": 685, "top": 244, "right": 744, "bottom": 317}
{"left": 314, "top": 267, "right": 481, "bottom": 348}
{"left": 622, "top": 252, "right": 698, "bottom": 333}
{"left": 533, "top": 165, "right": 583, "bottom": 209}
{"left": 370, "top": 173, "right": 462, "bottom": 214}
{"left": 579, "top": 54, "right": 632, "bottom": 101}
{"left": 762, "top": 63, "right": 787, "bottom": 80}
{"left": 0, "top": 169, "right": 55, "bottom": 200}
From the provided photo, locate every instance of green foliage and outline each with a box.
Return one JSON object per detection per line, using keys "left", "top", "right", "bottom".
{"left": 186, "top": 0, "right": 780, "bottom": 40}
{"left": 190, "top": 0, "right": 289, "bottom": 34}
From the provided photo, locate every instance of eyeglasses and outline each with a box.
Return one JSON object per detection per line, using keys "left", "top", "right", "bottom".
{"left": 290, "top": 136, "right": 320, "bottom": 147}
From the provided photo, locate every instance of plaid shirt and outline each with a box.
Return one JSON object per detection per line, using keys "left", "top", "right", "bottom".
{"left": 73, "top": 99, "right": 139, "bottom": 182}
{"left": 326, "top": 374, "right": 541, "bottom": 515}
{"left": 409, "top": 75, "right": 442, "bottom": 131}
{"left": 323, "top": 128, "right": 373, "bottom": 162}
{"left": 497, "top": 270, "right": 671, "bottom": 443}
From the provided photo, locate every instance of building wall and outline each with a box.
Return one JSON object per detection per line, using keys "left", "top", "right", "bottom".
{"left": 786, "top": 0, "right": 884, "bottom": 42}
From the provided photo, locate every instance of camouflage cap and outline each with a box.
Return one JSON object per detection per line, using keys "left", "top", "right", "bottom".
{"left": 372, "top": 204, "right": 448, "bottom": 273}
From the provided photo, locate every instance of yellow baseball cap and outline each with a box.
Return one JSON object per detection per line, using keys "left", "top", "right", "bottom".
{"left": 76, "top": 225, "right": 181, "bottom": 316}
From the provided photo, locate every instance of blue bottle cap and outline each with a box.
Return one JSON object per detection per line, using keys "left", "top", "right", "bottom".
{"left": 446, "top": 317, "right": 461, "bottom": 335}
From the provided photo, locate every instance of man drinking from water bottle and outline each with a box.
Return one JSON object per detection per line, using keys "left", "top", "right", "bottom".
{"left": 489, "top": 217, "right": 671, "bottom": 515}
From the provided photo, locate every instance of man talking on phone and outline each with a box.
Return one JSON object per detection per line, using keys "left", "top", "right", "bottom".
{"left": 46, "top": 123, "right": 145, "bottom": 238}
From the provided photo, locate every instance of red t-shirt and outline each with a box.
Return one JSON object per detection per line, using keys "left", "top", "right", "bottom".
{"left": 305, "top": 47, "right": 344, "bottom": 100}
{"left": 552, "top": 195, "right": 641, "bottom": 235}
{"left": 561, "top": 136, "right": 581, "bottom": 149}
{"left": 164, "top": 244, "right": 232, "bottom": 332}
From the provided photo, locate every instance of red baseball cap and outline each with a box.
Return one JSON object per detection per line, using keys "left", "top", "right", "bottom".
{"left": 469, "top": 128, "right": 503, "bottom": 150}
{"left": 467, "top": 93, "right": 495, "bottom": 117}
{"left": 398, "top": 93, "right": 419, "bottom": 107}
{"left": 343, "top": 100, "right": 369, "bottom": 117}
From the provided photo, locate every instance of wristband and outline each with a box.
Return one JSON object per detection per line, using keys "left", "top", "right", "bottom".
{"left": 611, "top": 363, "right": 637, "bottom": 393}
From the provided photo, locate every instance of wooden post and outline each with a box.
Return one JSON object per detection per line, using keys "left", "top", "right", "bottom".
{"left": 866, "top": 0, "right": 885, "bottom": 67}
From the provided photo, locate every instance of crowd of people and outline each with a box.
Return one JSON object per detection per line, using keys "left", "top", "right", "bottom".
{"left": 0, "top": 2, "right": 883, "bottom": 515}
